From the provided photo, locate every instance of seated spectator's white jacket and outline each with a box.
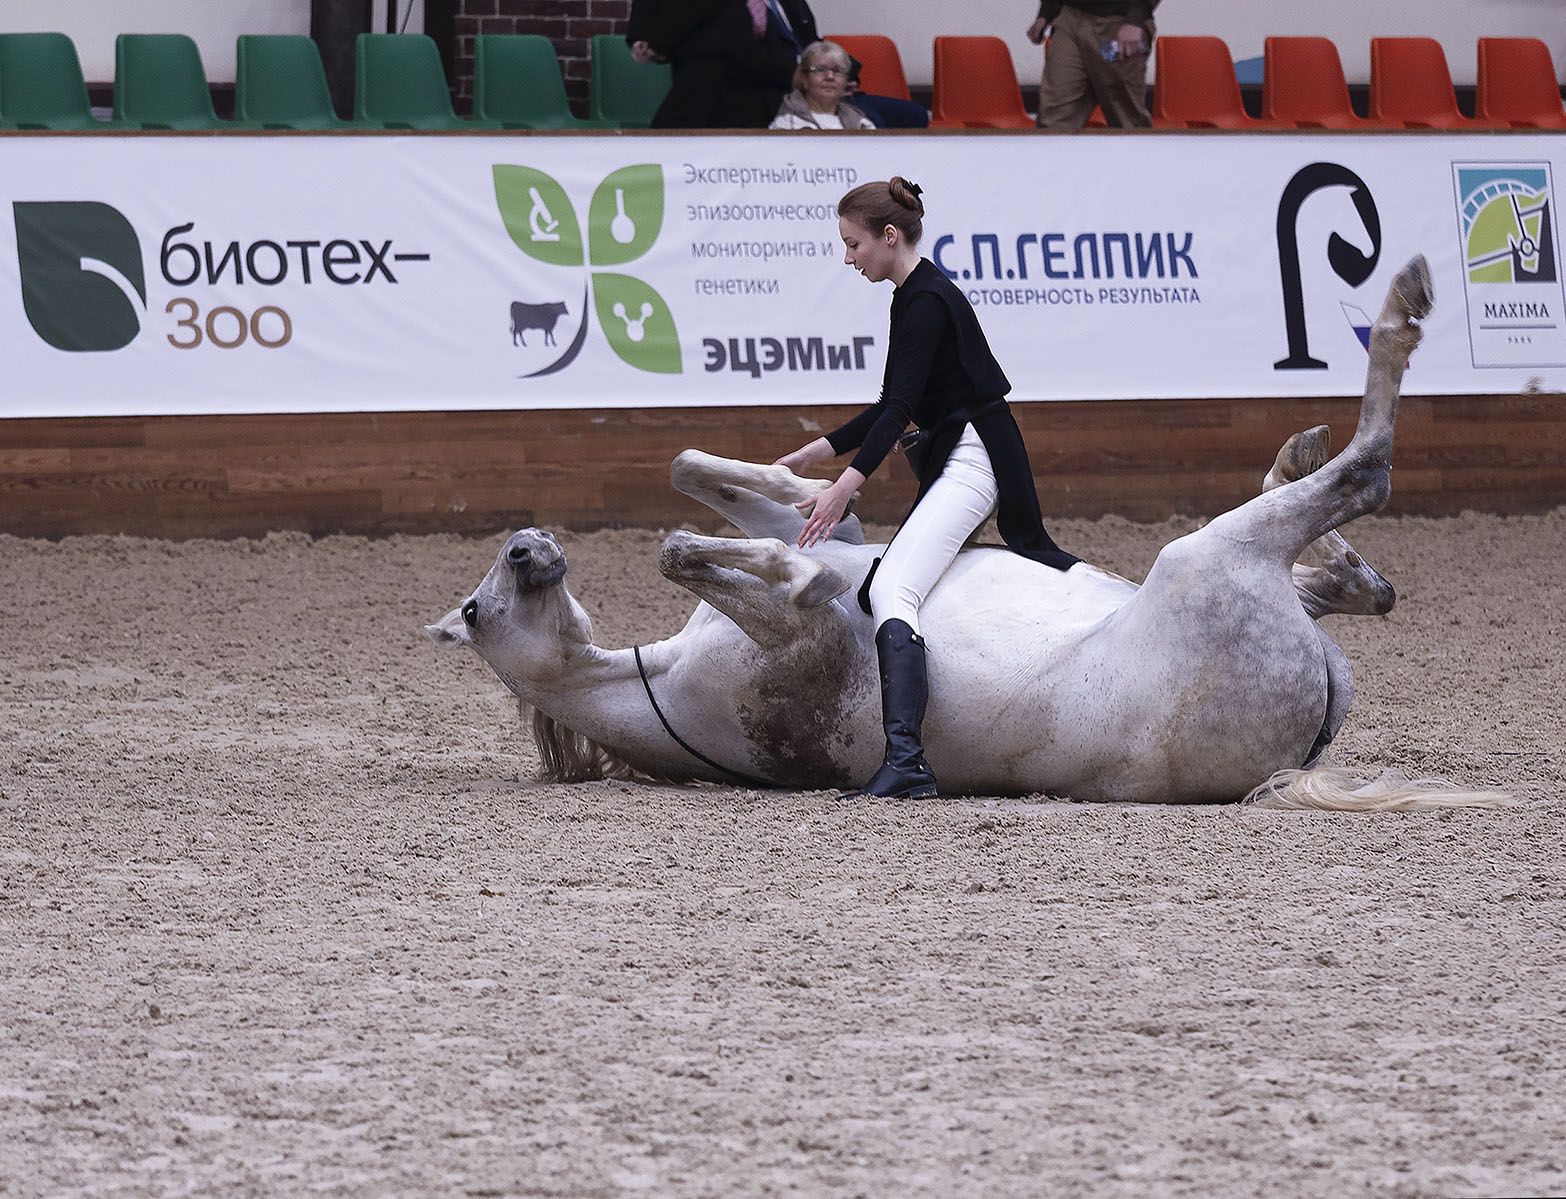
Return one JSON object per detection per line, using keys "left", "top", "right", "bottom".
{"left": 768, "top": 90, "right": 876, "bottom": 130}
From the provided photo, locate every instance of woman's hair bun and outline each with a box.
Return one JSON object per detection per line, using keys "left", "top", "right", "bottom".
{"left": 888, "top": 176, "right": 926, "bottom": 213}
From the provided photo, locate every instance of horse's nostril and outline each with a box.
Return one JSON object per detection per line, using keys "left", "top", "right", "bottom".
{"left": 508, "top": 545, "right": 531, "bottom": 565}
{"left": 461, "top": 599, "right": 478, "bottom": 628}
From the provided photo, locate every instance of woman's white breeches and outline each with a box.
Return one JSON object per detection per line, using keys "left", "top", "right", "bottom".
{"left": 867, "top": 423, "right": 998, "bottom": 636}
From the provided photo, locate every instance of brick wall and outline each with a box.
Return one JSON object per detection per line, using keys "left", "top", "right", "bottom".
{"left": 451, "top": 0, "right": 632, "bottom": 115}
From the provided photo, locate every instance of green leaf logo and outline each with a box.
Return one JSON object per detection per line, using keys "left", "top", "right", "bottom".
{"left": 14, "top": 201, "right": 146, "bottom": 352}
{"left": 494, "top": 163, "right": 680, "bottom": 374}
{"left": 592, "top": 273, "right": 680, "bottom": 374}
{"left": 493, "top": 166, "right": 583, "bottom": 267}
{"left": 588, "top": 165, "right": 664, "bottom": 266}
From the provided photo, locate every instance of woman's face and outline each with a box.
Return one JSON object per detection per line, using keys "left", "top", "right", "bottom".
{"left": 840, "top": 215, "right": 897, "bottom": 283}
{"left": 802, "top": 55, "right": 849, "bottom": 109}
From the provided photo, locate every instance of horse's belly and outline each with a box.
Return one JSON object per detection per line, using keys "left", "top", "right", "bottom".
{"left": 923, "top": 601, "right": 1329, "bottom": 802}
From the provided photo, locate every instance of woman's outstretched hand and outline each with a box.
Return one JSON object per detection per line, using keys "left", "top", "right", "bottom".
{"left": 796, "top": 469, "right": 865, "bottom": 548}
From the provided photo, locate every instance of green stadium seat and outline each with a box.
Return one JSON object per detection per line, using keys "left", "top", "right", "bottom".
{"left": 0, "top": 32, "right": 131, "bottom": 130}
{"left": 115, "top": 33, "right": 247, "bottom": 130}
{"left": 588, "top": 33, "right": 671, "bottom": 129}
{"left": 354, "top": 33, "right": 494, "bottom": 130}
{"left": 235, "top": 34, "right": 366, "bottom": 130}
{"left": 474, "top": 34, "right": 614, "bottom": 130}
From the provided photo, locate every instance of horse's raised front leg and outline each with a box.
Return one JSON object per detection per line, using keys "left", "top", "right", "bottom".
{"left": 1292, "top": 530, "right": 1396, "bottom": 619}
{"left": 1264, "top": 425, "right": 1397, "bottom": 619}
{"left": 658, "top": 530, "right": 852, "bottom": 648}
{"left": 670, "top": 449, "right": 866, "bottom": 545}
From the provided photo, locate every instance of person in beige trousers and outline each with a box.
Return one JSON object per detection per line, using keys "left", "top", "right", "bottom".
{"left": 1027, "top": 0, "right": 1158, "bottom": 130}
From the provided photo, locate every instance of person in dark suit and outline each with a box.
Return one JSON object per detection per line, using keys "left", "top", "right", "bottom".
{"left": 626, "top": 0, "right": 819, "bottom": 128}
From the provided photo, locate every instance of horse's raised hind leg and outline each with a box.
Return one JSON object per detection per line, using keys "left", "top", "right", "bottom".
{"left": 1262, "top": 424, "right": 1397, "bottom": 618}
{"left": 670, "top": 449, "right": 866, "bottom": 545}
{"left": 658, "top": 530, "right": 852, "bottom": 648}
{"left": 1307, "top": 253, "right": 1432, "bottom": 535}
{"left": 1204, "top": 254, "right": 1433, "bottom": 563}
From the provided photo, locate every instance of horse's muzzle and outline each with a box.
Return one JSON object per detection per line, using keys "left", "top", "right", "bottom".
{"left": 505, "top": 532, "right": 567, "bottom": 590}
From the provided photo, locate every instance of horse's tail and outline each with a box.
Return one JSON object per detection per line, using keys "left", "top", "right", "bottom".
{"left": 522, "top": 700, "right": 684, "bottom": 785}
{"left": 1244, "top": 766, "right": 1514, "bottom": 811}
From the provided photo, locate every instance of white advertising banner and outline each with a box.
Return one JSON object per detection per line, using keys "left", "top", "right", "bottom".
{"left": 2, "top": 132, "right": 1564, "bottom": 418}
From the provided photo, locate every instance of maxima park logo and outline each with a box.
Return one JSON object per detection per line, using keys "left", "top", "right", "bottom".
{"left": 14, "top": 201, "right": 147, "bottom": 351}
{"left": 494, "top": 162, "right": 681, "bottom": 376}
{"left": 1453, "top": 162, "right": 1566, "bottom": 368}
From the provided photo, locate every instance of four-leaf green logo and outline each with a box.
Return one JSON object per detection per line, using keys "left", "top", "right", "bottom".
{"left": 494, "top": 164, "right": 680, "bottom": 374}
{"left": 14, "top": 201, "right": 146, "bottom": 352}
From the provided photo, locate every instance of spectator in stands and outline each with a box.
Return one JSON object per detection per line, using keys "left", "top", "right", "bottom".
{"left": 1028, "top": 0, "right": 1158, "bottom": 129}
{"left": 627, "top": 0, "right": 925, "bottom": 129}
{"left": 769, "top": 40, "right": 876, "bottom": 130}
{"left": 627, "top": 0, "right": 818, "bottom": 129}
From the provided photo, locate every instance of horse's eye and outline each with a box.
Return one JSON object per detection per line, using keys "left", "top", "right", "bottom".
{"left": 461, "top": 599, "right": 478, "bottom": 628}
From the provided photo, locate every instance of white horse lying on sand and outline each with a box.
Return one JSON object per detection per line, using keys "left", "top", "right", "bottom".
{"left": 428, "top": 255, "right": 1503, "bottom": 808}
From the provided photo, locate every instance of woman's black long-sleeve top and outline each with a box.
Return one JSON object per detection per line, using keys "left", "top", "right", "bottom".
{"left": 824, "top": 257, "right": 1077, "bottom": 572}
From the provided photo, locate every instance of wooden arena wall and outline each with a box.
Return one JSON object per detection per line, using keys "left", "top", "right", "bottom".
{"left": 2, "top": 394, "right": 1562, "bottom": 540}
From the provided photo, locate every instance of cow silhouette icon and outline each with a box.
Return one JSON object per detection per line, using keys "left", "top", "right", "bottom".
{"left": 510, "top": 299, "right": 569, "bottom": 347}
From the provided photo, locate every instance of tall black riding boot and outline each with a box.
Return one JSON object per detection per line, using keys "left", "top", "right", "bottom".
{"left": 845, "top": 619, "right": 939, "bottom": 800}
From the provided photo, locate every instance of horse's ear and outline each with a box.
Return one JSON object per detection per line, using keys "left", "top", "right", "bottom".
{"left": 424, "top": 608, "right": 471, "bottom": 649}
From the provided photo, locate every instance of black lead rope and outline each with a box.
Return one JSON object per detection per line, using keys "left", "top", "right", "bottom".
{"left": 634, "top": 645, "right": 774, "bottom": 789}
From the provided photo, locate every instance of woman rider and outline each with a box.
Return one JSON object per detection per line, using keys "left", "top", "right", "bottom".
{"left": 775, "top": 176, "right": 1078, "bottom": 799}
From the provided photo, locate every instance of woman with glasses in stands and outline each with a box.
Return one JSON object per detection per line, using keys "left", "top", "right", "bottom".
{"left": 768, "top": 40, "right": 876, "bottom": 129}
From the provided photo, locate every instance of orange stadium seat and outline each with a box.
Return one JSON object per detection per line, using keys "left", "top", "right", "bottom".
{"left": 1369, "top": 36, "right": 1483, "bottom": 129}
{"left": 1262, "top": 36, "right": 1372, "bottom": 129}
{"left": 930, "top": 36, "right": 1032, "bottom": 129}
{"left": 1153, "top": 35, "right": 1273, "bottom": 129}
{"left": 1476, "top": 37, "right": 1566, "bottom": 129}
{"left": 829, "top": 34, "right": 911, "bottom": 101}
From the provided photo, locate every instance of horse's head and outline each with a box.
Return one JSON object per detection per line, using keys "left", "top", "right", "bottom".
{"left": 425, "top": 528, "right": 594, "bottom": 687}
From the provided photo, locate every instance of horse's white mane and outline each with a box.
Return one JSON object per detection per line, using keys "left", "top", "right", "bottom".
{"left": 522, "top": 700, "right": 687, "bottom": 785}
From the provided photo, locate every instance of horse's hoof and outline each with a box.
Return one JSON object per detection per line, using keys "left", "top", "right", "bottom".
{"left": 1265, "top": 425, "right": 1332, "bottom": 491}
{"left": 793, "top": 564, "right": 852, "bottom": 608}
{"left": 1393, "top": 254, "right": 1434, "bottom": 321}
